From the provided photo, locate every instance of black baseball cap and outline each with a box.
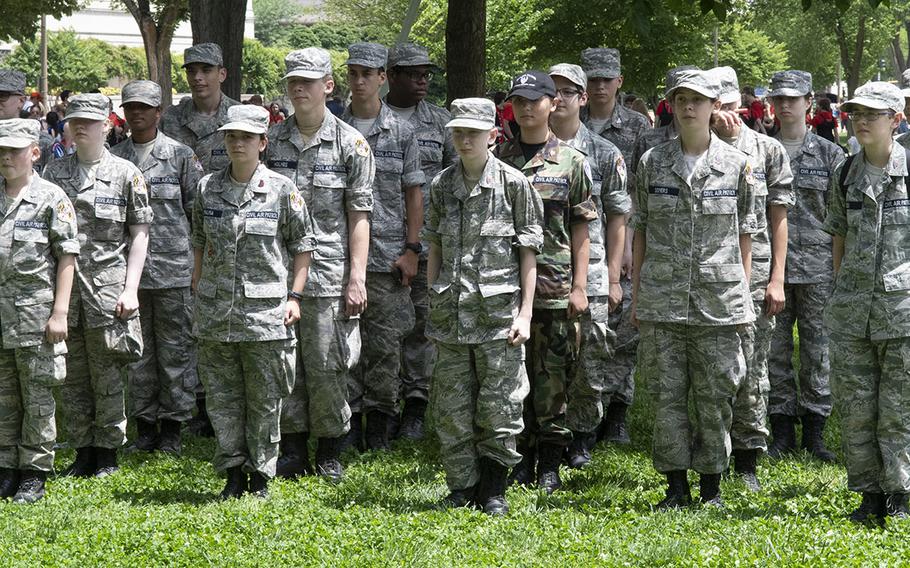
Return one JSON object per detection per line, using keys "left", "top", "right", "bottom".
{"left": 507, "top": 70, "right": 557, "bottom": 101}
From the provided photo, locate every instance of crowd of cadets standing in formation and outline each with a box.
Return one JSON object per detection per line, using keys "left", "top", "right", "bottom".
{"left": 0, "top": 38, "right": 906, "bottom": 525}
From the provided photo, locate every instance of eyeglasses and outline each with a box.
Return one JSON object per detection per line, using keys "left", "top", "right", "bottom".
{"left": 851, "top": 111, "right": 893, "bottom": 123}
{"left": 400, "top": 69, "right": 433, "bottom": 82}
{"left": 0, "top": 92, "right": 14, "bottom": 103}
{"left": 556, "top": 88, "right": 582, "bottom": 100}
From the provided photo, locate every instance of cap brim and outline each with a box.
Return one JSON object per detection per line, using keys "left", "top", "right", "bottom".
{"left": 345, "top": 59, "right": 382, "bottom": 68}
{"left": 667, "top": 84, "right": 717, "bottom": 100}
{"left": 549, "top": 71, "right": 585, "bottom": 90}
{"left": 283, "top": 70, "right": 328, "bottom": 80}
{"left": 65, "top": 111, "right": 107, "bottom": 121}
{"left": 120, "top": 97, "right": 160, "bottom": 107}
{"left": 445, "top": 118, "right": 495, "bottom": 130}
{"left": 390, "top": 59, "right": 437, "bottom": 68}
{"left": 507, "top": 88, "right": 552, "bottom": 101}
{"left": 182, "top": 59, "right": 221, "bottom": 68}
{"left": 768, "top": 88, "right": 808, "bottom": 98}
{"left": 586, "top": 70, "right": 619, "bottom": 80}
{"left": 718, "top": 91, "right": 740, "bottom": 105}
{"left": 841, "top": 97, "right": 893, "bottom": 112}
{"left": 0, "top": 136, "right": 35, "bottom": 148}
{"left": 218, "top": 122, "right": 267, "bottom": 134}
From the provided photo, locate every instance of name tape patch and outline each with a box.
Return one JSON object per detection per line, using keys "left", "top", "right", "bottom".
{"left": 799, "top": 167, "right": 829, "bottom": 177}
{"left": 149, "top": 176, "right": 180, "bottom": 185}
{"left": 267, "top": 159, "right": 298, "bottom": 170}
{"left": 14, "top": 220, "right": 48, "bottom": 229}
{"left": 95, "top": 196, "right": 127, "bottom": 207}
{"left": 884, "top": 198, "right": 910, "bottom": 210}
{"left": 649, "top": 186, "right": 679, "bottom": 196}
{"left": 702, "top": 188, "right": 737, "bottom": 198}
{"left": 246, "top": 210, "right": 279, "bottom": 220}
{"left": 374, "top": 150, "right": 404, "bottom": 160}
{"left": 532, "top": 175, "right": 569, "bottom": 187}
{"left": 313, "top": 163, "right": 348, "bottom": 174}
{"left": 203, "top": 208, "right": 223, "bottom": 218}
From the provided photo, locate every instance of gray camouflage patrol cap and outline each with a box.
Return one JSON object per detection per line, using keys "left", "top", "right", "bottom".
{"left": 580, "top": 48, "right": 621, "bottom": 79}
{"left": 218, "top": 104, "right": 269, "bottom": 134}
{"left": 345, "top": 43, "right": 388, "bottom": 69}
{"left": 901, "top": 68, "right": 910, "bottom": 98}
{"left": 66, "top": 93, "right": 110, "bottom": 121}
{"left": 0, "top": 118, "right": 40, "bottom": 148}
{"left": 666, "top": 66, "right": 699, "bottom": 91}
{"left": 666, "top": 69, "right": 719, "bottom": 100}
{"left": 284, "top": 48, "right": 333, "bottom": 80}
{"left": 768, "top": 70, "right": 812, "bottom": 98}
{"left": 711, "top": 66, "right": 740, "bottom": 105}
{"left": 120, "top": 80, "right": 161, "bottom": 107}
{"left": 0, "top": 69, "right": 26, "bottom": 95}
{"left": 183, "top": 42, "right": 223, "bottom": 67}
{"left": 445, "top": 98, "right": 496, "bottom": 130}
{"left": 388, "top": 42, "right": 437, "bottom": 69}
{"left": 548, "top": 63, "right": 587, "bottom": 91}
{"left": 842, "top": 81, "right": 904, "bottom": 114}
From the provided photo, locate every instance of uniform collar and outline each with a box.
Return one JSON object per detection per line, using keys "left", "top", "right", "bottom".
{"left": 177, "top": 93, "right": 238, "bottom": 128}
{"left": 563, "top": 123, "right": 594, "bottom": 157}
{"left": 452, "top": 152, "right": 499, "bottom": 202}
{"left": 670, "top": 133, "right": 728, "bottom": 186}
{"left": 215, "top": 162, "right": 270, "bottom": 205}
{"left": 278, "top": 111, "right": 336, "bottom": 151}
{"left": 845, "top": 142, "right": 909, "bottom": 196}
{"left": 342, "top": 101, "right": 394, "bottom": 137}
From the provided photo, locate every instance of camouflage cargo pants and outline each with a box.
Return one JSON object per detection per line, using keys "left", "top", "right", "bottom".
{"left": 732, "top": 300, "right": 774, "bottom": 451}
{"left": 349, "top": 272, "right": 414, "bottom": 417}
{"left": 128, "top": 287, "right": 197, "bottom": 422}
{"left": 566, "top": 296, "right": 617, "bottom": 434}
{"left": 602, "top": 276, "right": 637, "bottom": 407}
{"left": 400, "top": 259, "right": 434, "bottom": 402}
{"left": 282, "top": 296, "right": 359, "bottom": 438}
{"left": 431, "top": 339, "right": 528, "bottom": 491}
{"left": 198, "top": 338, "right": 295, "bottom": 478}
{"left": 830, "top": 333, "right": 910, "bottom": 494}
{"left": 768, "top": 282, "right": 833, "bottom": 417}
{"left": 0, "top": 343, "right": 65, "bottom": 472}
{"left": 639, "top": 321, "right": 744, "bottom": 474}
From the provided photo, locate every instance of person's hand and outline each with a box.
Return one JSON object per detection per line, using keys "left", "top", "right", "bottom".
{"left": 284, "top": 297, "right": 301, "bottom": 326}
{"left": 393, "top": 251, "right": 419, "bottom": 286}
{"left": 765, "top": 279, "right": 785, "bottom": 316}
{"left": 508, "top": 313, "right": 531, "bottom": 346}
{"left": 115, "top": 289, "right": 139, "bottom": 319}
{"left": 710, "top": 109, "right": 741, "bottom": 135}
{"left": 568, "top": 286, "right": 589, "bottom": 318}
{"left": 345, "top": 275, "right": 368, "bottom": 316}
{"left": 45, "top": 312, "right": 68, "bottom": 343}
{"left": 608, "top": 282, "right": 623, "bottom": 312}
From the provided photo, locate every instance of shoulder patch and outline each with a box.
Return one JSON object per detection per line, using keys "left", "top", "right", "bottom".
{"left": 132, "top": 173, "right": 147, "bottom": 194}
{"left": 290, "top": 189, "right": 305, "bottom": 212}
{"left": 355, "top": 138, "right": 370, "bottom": 157}
{"left": 616, "top": 154, "right": 626, "bottom": 180}
{"left": 56, "top": 200, "right": 76, "bottom": 223}
{"left": 192, "top": 155, "right": 204, "bottom": 173}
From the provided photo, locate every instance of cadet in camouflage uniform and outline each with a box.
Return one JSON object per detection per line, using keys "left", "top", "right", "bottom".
{"left": 581, "top": 49, "right": 650, "bottom": 444}
{"left": 632, "top": 70, "right": 757, "bottom": 508}
{"left": 0, "top": 119, "right": 78, "bottom": 503}
{"left": 112, "top": 80, "right": 203, "bottom": 455}
{"left": 426, "top": 98, "right": 543, "bottom": 515}
{"left": 192, "top": 105, "right": 316, "bottom": 499}
{"left": 823, "top": 82, "right": 910, "bottom": 522}
{"left": 630, "top": 66, "right": 699, "bottom": 175}
{"left": 265, "top": 48, "right": 374, "bottom": 481}
{"left": 385, "top": 42, "right": 456, "bottom": 440}
{"left": 711, "top": 67, "right": 794, "bottom": 492}
{"left": 341, "top": 43, "right": 424, "bottom": 451}
{"left": 495, "top": 71, "right": 597, "bottom": 494}
{"left": 42, "top": 94, "right": 152, "bottom": 479}
{"left": 548, "top": 64, "right": 630, "bottom": 469}
{"left": 894, "top": 69, "right": 910, "bottom": 149}
{"left": 0, "top": 70, "right": 53, "bottom": 172}
{"left": 768, "top": 71, "right": 844, "bottom": 461}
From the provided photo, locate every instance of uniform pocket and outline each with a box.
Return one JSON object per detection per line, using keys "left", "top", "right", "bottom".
{"left": 883, "top": 264, "right": 910, "bottom": 292}
{"left": 28, "top": 341, "right": 67, "bottom": 386}
{"left": 702, "top": 197, "right": 737, "bottom": 215}
{"left": 16, "top": 289, "right": 55, "bottom": 335}
{"left": 243, "top": 282, "right": 286, "bottom": 328}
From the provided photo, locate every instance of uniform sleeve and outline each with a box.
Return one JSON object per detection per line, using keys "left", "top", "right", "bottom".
{"left": 48, "top": 191, "right": 80, "bottom": 257}
{"left": 765, "top": 139, "right": 795, "bottom": 208}
{"left": 600, "top": 149, "right": 631, "bottom": 216}
{"left": 629, "top": 152, "right": 649, "bottom": 232}
{"left": 442, "top": 127, "right": 457, "bottom": 170}
{"left": 346, "top": 137, "right": 375, "bottom": 212}
{"left": 511, "top": 175, "right": 544, "bottom": 252}
{"left": 180, "top": 150, "right": 204, "bottom": 221}
{"left": 737, "top": 162, "right": 759, "bottom": 235}
{"left": 569, "top": 156, "right": 598, "bottom": 224}
{"left": 283, "top": 183, "right": 317, "bottom": 255}
{"left": 400, "top": 128, "right": 426, "bottom": 189}
{"left": 822, "top": 161, "right": 848, "bottom": 237}
{"left": 125, "top": 165, "right": 153, "bottom": 225}
{"left": 191, "top": 177, "right": 207, "bottom": 249}
{"left": 422, "top": 172, "right": 444, "bottom": 247}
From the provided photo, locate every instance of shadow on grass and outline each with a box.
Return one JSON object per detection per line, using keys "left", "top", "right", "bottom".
{"left": 112, "top": 488, "right": 217, "bottom": 506}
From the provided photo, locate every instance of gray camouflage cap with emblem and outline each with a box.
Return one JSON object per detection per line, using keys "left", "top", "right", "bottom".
{"left": 666, "top": 65, "right": 699, "bottom": 91}
{"left": 445, "top": 97, "right": 496, "bottom": 130}
{"left": 345, "top": 42, "right": 388, "bottom": 69}
{"left": 284, "top": 47, "right": 333, "bottom": 80}
{"left": 0, "top": 69, "right": 26, "bottom": 95}
{"left": 0, "top": 118, "right": 40, "bottom": 148}
{"left": 218, "top": 104, "right": 270, "bottom": 134}
{"left": 580, "top": 48, "right": 621, "bottom": 79}
{"left": 183, "top": 42, "right": 223, "bottom": 67}
{"left": 768, "top": 70, "right": 812, "bottom": 97}
{"left": 548, "top": 63, "right": 587, "bottom": 91}
{"left": 66, "top": 93, "right": 110, "bottom": 121}
{"left": 841, "top": 81, "right": 904, "bottom": 114}
{"left": 388, "top": 42, "right": 438, "bottom": 69}
{"left": 711, "top": 66, "right": 740, "bottom": 105}
{"left": 121, "top": 80, "right": 162, "bottom": 107}
{"left": 665, "top": 69, "right": 719, "bottom": 100}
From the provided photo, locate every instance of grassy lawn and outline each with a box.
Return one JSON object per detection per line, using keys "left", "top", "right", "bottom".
{"left": 2, "top": 328, "right": 907, "bottom": 566}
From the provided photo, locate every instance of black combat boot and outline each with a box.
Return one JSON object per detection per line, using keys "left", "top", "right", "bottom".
{"left": 133, "top": 419, "right": 158, "bottom": 451}
{"left": 341, "top": 412, "right": 364, "bottom": 453}
{"left": 58, "top": 447, "right": 96, "bottom": 478}
{"left": 849, "top": 492, "right": 885, "bottom": 523}
{"left": 476, "top": 457, "right": 510, "bottom": 516}
{"left": 886, "top": 493, "right": 910, "bottom": 519}
{"left": 365, "top": 410, "right": 390, "bottom": 451}
{"left": 436, "top": 485, "right": 477, "bottom": 509}
{"left": 93, "top": 447, "right": 119, "bottom": 477}
{"left": 566, "top": 431, "right": 596, "bottom": 469}
{"left": 157, "top": 419, "right": 182, "bottom": 455}
{"left": 767, "top": 414, "right": 797, "bottom": 458}
{"left": 603, "top": 401, "right": 631, "bottom": 445}
{"left": 315, "top": 436, "right": 345, "bottom": 483}
{"left": 276, "top": 432, "right": 311, "bottom": 479}
{"left": 12, "top": 470, "right": 46, "bottom": 504}
{"left": 247, "top": 472, "right": 269, "bottom": 498}
{"left": 656, "top": 470, "right": 691, "bottom": 509}
{"left": 536, "top": 442, "right": 564, "bottom": 495}
{"left": 508, "top": 442, "right": 536, "bottom": 487}
{"left": 220, "top": 466, "right": 246, "bottom": 500}
{"left": 186, "top": 397, "right": 215, "bottom": 437}
{"left": 732, "top": 448, "right": 761, "bottom": 492}
{"left": 699, "top": 473, "right": 724, "bottom": 507}
{"left": 801, "top": 413, "right": 836, "bottom": 463}
{"left": 0, "top": 468, "right": 20, "bottom": 498}
{"left": 398, "top": 398, "right": 428, "bottom": 441}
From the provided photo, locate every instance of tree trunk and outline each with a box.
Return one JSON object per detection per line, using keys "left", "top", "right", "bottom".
{"left": 445, "top": 0, "right": 485, "bottom": 105}
{"left": 396, "top": 0, "right": 422, "bottom": 44}
{"left": 122, "top": 0, "right": 188, "bottom": 108}
{"left": 834, "top": 16, "right": 865, "bottom": 97}
{"left": 189, "top": 0, "right": 247, "bottom": 101}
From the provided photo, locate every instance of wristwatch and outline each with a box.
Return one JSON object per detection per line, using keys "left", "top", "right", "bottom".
{"left": 287, "top": 290, "right": 304, "bottom": 301}
{"left": 404, "top": 241, "right": 423, "bottom": 254}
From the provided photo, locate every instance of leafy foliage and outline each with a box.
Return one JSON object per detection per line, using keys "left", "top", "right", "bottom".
{"left": 241, "top": 38, "right": 285, "bottom": 98}
{"left": 0, "top": 0, "right": 81, "bottom": 42}
{"left": 715, "top": 22, "right": 790, "bottom": 89}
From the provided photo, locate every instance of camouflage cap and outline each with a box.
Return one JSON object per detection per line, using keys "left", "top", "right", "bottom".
{"left": 445, "top": 97, "right": 496, "bottom": 130}
{"left": 711, "top": 66, "right": 740, "bottom": 105}
{"left": 666, "top": 69, "right": 719, "bottom": 100}
{"left": 901, "top": 68, "right": 910, "bottom": 98}
{"left": 66, "top": 93, "right": 110, "bottom": 121}
{"left": 768, "top": 70, "right": 812, "bottom": 97}
{"left": 842, "top": 81, "right": 904, "bottom": 114}
{"left": 183, "top": 42, "right": 223, "bottom": 67}
{"left": 0, "top": 69, "right": 26, "bottom": 95}
{"left": 0, "top": 118, "right": 40, "bottom": 148}
{"left": 284, "top": 47, "right": 333, "bottom": 80}
{"left": 121, "top": 80, "right": 162, "bottom": 107}
{"left": 218, "top": 104, "right": 270, "bottom": 134}
{"left": 345, "top": 42, "right": 388, "bottom": 69}
{"left": 580, "top": 48, "right": 621, "bottom": 79}
{"left": 388, "top": 42, "right": 437, "bottom": 69}
{"left": 666, "top": 65, "right": 699, "bottom": 91}
{"left": 548, "top": 63, "right": 587, "bottom": 91}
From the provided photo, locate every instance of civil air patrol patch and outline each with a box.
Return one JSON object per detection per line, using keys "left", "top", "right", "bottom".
{"left": 290, "top": 190, "right": 304, "bottom": 212}
{"left": 56, "top": 201, "right": 75, "bottom": 223}
{"left": 192, "top": 155, "right": 204, "bottom": 173}
{"left": 615, "top": 155, "right": 626, "bottom": 181}
{"left": 132, "top": 173, "right": 147, "bottom": 194}
{"left": 744, "top": 162, "right": 755, "bottom": 186}
{"left": 355, "top": 138, "right": 370, "bottom": 157}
